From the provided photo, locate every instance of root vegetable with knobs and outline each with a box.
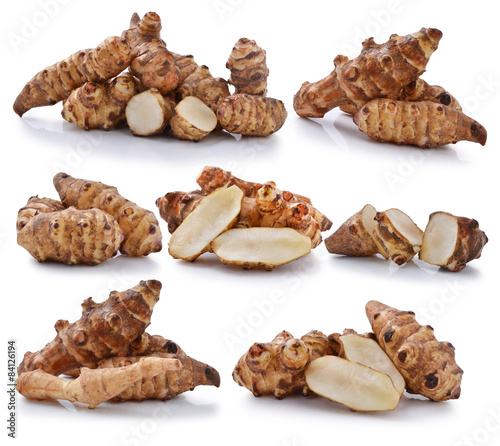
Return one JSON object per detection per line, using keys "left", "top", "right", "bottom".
{"left": 217, "top": 94, "right": 287, "bottom": 136}
{"left": 233, "top": 330, "right": 339, "bottom": 399}
{"left": 366, "top": 300, "right": 463, "bottom": 401}
{"left": 13, "top": 36, "right": 133, "bottom": 117}
{"left": 294, "top": 27, "right": 442, "bottom": 118}
{"left": 97, "top": 353, "right": 220, "bottom": 401}
{"left": 18, "top": 280, "right": 162, "bottom": 376}
{"left": 125, "top": 88, "right": 174, "bottom": 136}
{"left": 354, "top": 99, "right": 487, "bottom": 148}
{"left": 17, "top": 357, "right": 181, "bottom": 409}
{"left": 226, "top": 38, "right": 269, "bottom": 96}
{"left": 53, "top": 172, "right": 162, "bottom": 256}
{"left": 170, "top": 96, "right": 218, "bottom": 141}
{"left": 419, "top": 212, "right": 488, "bottom": 271}
{"left": 122, "top": 12, "right": 164, "bottom": 49}
{"left": 17, "top": 205, "right": 123, "bottom": 265}
{"left": 211, "top": 227, "right": 312, "bottom": 270}
{"left": 62, "top": 75, "right": 140, "bottom": 130}
{"left": 16, "top": 196, "right": 64, "bottom": 233}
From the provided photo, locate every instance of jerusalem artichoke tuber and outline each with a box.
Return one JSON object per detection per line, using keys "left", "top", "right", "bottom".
{"left": 366, "top": 300, "right": 463, "bottom": 401}
{"left": 354, "top": 99, "right": 487, "bottom": 148}
{"left": 419, "top": 212, "right": 488, "bottom": 271}
{"left": 170, "top": 96, "right": 218, "bottom": 141}
{"left": 62, "top": 75, "right": 140, "bottom": 130}
{"left": 13, "top": 36, "right": 133, "bottom": 117}
{"left": 53, "top": 172, "right": 162, "bottom": 256}
{"left": 121, "top": 12, "right": 164, "bottom": 49}
{"left": 16, "top": 196, "right": 64, "bottom": 233}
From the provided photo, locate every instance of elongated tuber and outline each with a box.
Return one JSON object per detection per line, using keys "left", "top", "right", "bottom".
{"left": 16, "top": 196, "right": 64, "bottom": 233}
{"left": 305, "top": 355, "right": 401, "bottom": 411}
{"left": 14, "top": 36, "right": 133, "bottom": 117}
{"left": 354, "top": 99, "right": 487, "bottom": 148}
{"left": 170, "top": 96, "right": 218, "bottom": 141}
{"left": 17, "top": 356, "right": 181, "bottom": 409}
{"left": 400, "top": 79, "right": 462, "bottom": 111}
{"left": 18, "top": 280, "right": 162, "bottom": 376}
{"left": 97, "top": 353, "right": 220, "bottom": 401}
{"left": 130, "top": 40, "right": 180, "bottom": 94}
{"left": 226, "top": 38, "right": 269, "bottom": 96}
{"left": 53, "top": 172, "right": 162, "bottom": 256}
{"left": 211, "top": 227, "right": 312, "bottom": 270}
{"left": 125, "top": 88, "right": 174, "bottom": 136}
{"left": 17, "top": 206, "right": 123, "bottom": 265}
{"left": 156, "top": 190, "right": 205, "bottom": 234}
{"left": 325, "top": 204, "right": 378, "bottom": 256}
{"left": 217, "top": 94, "right": 287, "bottom": 136}
{"left": 62, "top": 75, "right": 139, "bottom": 130}
{"left": 233, "top": 330, "right": 339, "bottom": 399}
{"left": 419, "top": 211, "right": 488, "bottom": 271}
{"left": 168, "top": 185, "right": 244, "bottom": 261}
{"left": 294, "top": 28, "right": 442, "bottom": 117}
{"left": 366, "top": 300, "right": 463, "bottom": 401}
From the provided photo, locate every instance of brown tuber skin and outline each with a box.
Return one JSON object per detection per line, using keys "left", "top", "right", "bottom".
{"left": 217, "top": 94, "right": 287, "bottom": 136}
{"left": 226, "top": 38, "right": 269, "bottom": 96}
{"left": 62, "top": 75, "right": 140, "bottom": 130}
{"left": 293, "top": 28, "right": 442, "bottom": 118}
{"left": 354, "top": 99, "right": 487, "bottom": 148}
{"left": 16, "top": 196, "right": 64, "bottom": 233}
{"left": 13, "top": 36, "right": 133, "bottom": 117}
{"left": 18, "top": 280, "right": 162, "bottom": 376}
{"left": 53, "top": 173, "right": 162, "bottom": 256}
{"left": 121, "top": 12, "right": 164, "bottom": 50}
{"left": 233, "top": 330, "right": 339, "bottom": 399}
{"left": 366, "top": 300, "right": 463, "bottom": 402}
{"left": 17, "top": 206, "right": 123, "bottom": 265}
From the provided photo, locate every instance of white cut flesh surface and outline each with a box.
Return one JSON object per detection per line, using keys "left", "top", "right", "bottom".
{"left": 360, "top": 203, "right": 378, "bottom": 244}
{"left": 176, "top": 96, "right": 217, "bottom": 132}
{"left": 126, "top": 90, "right": 166, "bottom": 135}
{"left": 385, "top": 208, "right": 423, "bottom": 250}
{"left": 339, "top": 334, "right": 405, "bottom": 395}
{"left": 420, "top": 212, "right": 458, "bottom": 265}
{"left": 211, "top": 228, "right": 311, "bottom": 268}
{"left": 305, "top": 356, "right": 400, "bottom": 412}
{"left": 168, "top": 185, "right": 244, "bottom": 260}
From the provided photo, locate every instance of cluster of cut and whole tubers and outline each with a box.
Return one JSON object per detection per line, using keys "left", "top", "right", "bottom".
{"left": 13, "top": 12, "right": 287, "bottom": 141}
{"left": 156, "top": 166, "right": 332, "bottom": 270}
{"left": 233, "top": 300, "right": 463, "bottom": 411}
{"left": 16, "top": 280, "right": 220, "bottom": 409}
{"left": 294, "top": 27, "right": 487, "bottom": 148}
{"left": 16, "top": 173, "right": 162, "bottom": 264}
{"left": 325, "top": 204, "right": 488, "bottom": 271}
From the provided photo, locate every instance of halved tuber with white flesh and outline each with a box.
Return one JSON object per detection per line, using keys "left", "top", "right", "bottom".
{"left": 419, "top": 212, "right": 488, "bottom": 271}
{"left": 325, "top": 204, "right": 378, "bottom": 256}
{"left": 125, "top": 88, "right": 173, "bottom": 136}
{"left": 366, "top": 208, "right": 423, "bottom": 265}
{"left": 170, "top": 96, "right": 217, "bottom": 141}
{"left": 211, "top": 227, "right": 311, "bottom": 270}
{"left": 305, "top": 356, "right": 401, "bottom": 412}
{"left": 339, "top": 333, "right": 405, "bottom": 396}
{"left": 168, "top": 185, "right": 244, "bottom": 261}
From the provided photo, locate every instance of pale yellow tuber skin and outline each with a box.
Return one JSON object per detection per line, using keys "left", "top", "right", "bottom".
{"left": 53, "top": 173, "right": 162, "bottom": 256}
{"left": 354, "top": 99, "right": 487, "bottom": 148}
{"left": 13, "top": 36, "right": 133, "bottom": 117}
{"left": 16, "top": 357, "right": 181, "bottom": 409}
{"left": 226, "top": 38, "right": 269, "bottom": 96}
{"left": 366, "top": 300, "right": 463, "bottom": 402}
{"left": 62, "top": 75, "right": 140, "bottom": 130}
{"left": 233, "top": 330, "right": 339, "bottom": 399}
{"left": 217, "top": 94, "right": 287, "bottom": 136}
{"left": 130, "top": 40, "right": 181, "bottom": 95}
{"left": 17, "top": 206, "right": 123, "bottom": 265}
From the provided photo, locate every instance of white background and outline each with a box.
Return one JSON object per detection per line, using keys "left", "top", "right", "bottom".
{"left": 1, "top": 1, "right": 499, "bottom": 445}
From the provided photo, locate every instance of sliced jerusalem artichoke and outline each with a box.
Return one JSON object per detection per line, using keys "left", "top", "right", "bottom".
{"left": 338, "top": 333, "right": 405, "bottom": 396}
{"left": 419, "top": 212, "right": 488, "bottom": 271}
{"left": 170, "top": 96, "right": 218, "bottom": 141}
{"left": 305, "top": 356, "right": 401, "bottom": 412}
{"left": 211, "top": 227, "right": 311, "bottom": 270}
{"left": 366, "top": 208, "right": 423, "bottom": 265}
{"left": 125, "top": 88, "right": 173, "bottom": 136}
{"left": 325, "top": 204, "right": 378, "bottom": 256}
{"left": 168, "top": 185, "right": 244, "bottom": 261}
